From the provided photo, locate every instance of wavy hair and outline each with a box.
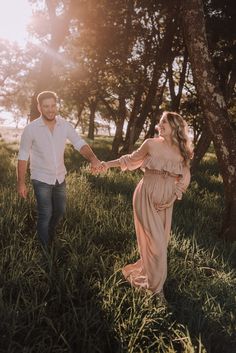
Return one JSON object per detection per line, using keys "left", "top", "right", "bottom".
{"left": 163, "top": 111, "right": 193, "bottom": 166}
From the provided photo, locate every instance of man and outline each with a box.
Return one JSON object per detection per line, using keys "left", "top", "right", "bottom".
{"left": 17, "top": 90, "right": 103, "bottom": 248}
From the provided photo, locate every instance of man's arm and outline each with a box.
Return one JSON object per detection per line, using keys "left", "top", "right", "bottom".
{"left": 79, "top": 144, "right": 103, "bottom": 172}
{"left": 66, "top": 123, "right": 104, "bottom": 172}
{"left": 17, "top": 160, "right": 28, "bottom": 198}
{"left": 17, "top": 126, "right": 32, "bottom": 198}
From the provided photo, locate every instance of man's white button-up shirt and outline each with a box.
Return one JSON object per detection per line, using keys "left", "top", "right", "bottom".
{"left": 18, "top": 116, "right": 87, "bottom": 184}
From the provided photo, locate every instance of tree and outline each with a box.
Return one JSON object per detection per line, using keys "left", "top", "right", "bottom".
{"left": 29, "top": 0, "right": 73, "bottom": 120}
{"left": 0, "top": 39, "right": 35, "bottom": 121}
{"left": 189, "top": 0, "right": 236, "bottom": 171}
{"left": 180, "top": 0, "right": 236, "bottom": 241}
{"left": 204, "top": 0, "right": 236, "bottom": 108}
{"left": 119, "top": 7, "right": 178, "bottom": 153}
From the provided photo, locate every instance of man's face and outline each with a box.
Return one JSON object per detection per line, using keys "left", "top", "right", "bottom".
{"left": 38, "top": 98, "right": 57, "bottom": 121}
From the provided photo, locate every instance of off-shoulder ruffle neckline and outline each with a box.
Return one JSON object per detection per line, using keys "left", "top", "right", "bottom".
{"left": 141, "top": 155, "right": 184, "bottom": 175}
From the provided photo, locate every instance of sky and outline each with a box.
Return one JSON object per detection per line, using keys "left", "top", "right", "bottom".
{"left": 0, "top": 0, "right": 32, "bottom": 46}
{"left": 0, "top": 112, "right": 27, "bottom": 128}
{"left": 0, "top": 1, "right": 32, "bottom": 127}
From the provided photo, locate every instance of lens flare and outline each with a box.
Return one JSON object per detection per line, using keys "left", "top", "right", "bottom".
{"left": 0, "top": 0, "right": 32, "bottom": 46}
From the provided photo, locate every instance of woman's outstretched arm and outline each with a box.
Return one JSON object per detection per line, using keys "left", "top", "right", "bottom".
{"left": 105, "top": 159, "right": 121, "bottom": 168}
{"left": 104, "top": 139, "right": 150, "bottom": 171}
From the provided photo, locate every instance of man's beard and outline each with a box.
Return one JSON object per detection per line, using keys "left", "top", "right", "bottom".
{"left": 42, "top": 114, "right": 56, "bottom": 121}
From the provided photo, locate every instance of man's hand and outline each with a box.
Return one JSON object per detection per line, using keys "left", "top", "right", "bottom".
{"left": 17, "top": 182, "right": 28, "bottom": 199}
{"left": 17, "top": 160, "right": 28, "bottom": 198}
{"left": 101, "top": 161, "right": 109, "bottom": 172}
{"left": 90, "top": 159, "right": 107, "bottom": 174}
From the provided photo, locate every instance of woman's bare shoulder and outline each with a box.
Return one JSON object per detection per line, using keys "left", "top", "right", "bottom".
{"left": 143, "top": 137, "right": 163, "bottom": 153}
{"left": 147, "top": 137, "right": 163, "bottom": 147}
{"left": 144, "top": 137, "right": 163, "bottom": 144}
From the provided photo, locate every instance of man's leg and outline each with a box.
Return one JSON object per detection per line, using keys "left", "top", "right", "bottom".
{"left": 49, "top": 180, "right": 66, "bottom": 242}
{"left": 32, "top": 179, "right": 53, "bottom": 247}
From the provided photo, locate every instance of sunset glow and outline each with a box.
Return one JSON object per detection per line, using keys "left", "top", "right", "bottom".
{"left": 0, "top": 0, "right": 32, "bottom": 45}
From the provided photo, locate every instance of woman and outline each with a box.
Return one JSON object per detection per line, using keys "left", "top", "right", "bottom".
{"left": 103, "top": 111, "right": 193, "bottom": 298}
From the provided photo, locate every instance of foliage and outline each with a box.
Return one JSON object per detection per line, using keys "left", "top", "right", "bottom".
{"left": 1, "top": 1, "right": 235, "bottom": 138}
{"left": 0, "top": 40, "right": 36, "bottom": 120}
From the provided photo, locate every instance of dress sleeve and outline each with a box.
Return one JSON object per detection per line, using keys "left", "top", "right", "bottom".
{"left": 175, "top": 165, "right": 191, "bottom": 200}
{"left": 119, "top": 139, "right": 149, "bottom": 171}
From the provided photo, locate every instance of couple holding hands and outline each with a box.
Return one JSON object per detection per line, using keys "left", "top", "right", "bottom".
{"left": 17, "top": 91, "right": 192, "bottom": 299}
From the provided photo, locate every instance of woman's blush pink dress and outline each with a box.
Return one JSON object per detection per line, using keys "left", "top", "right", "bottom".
{"left": 119, "top": 138, "right": 190, "bottom": 294}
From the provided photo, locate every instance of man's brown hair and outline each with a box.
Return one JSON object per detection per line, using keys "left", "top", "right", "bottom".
{"left": 37, "top": 91, "right": 58, "bottom": 105}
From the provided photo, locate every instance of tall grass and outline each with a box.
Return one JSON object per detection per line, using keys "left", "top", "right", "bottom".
{"left": 0, "top": 139, "right": 235, "bottom": 353}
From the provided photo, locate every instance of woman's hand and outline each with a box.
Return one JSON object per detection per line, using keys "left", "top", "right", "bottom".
{"left": 100, "top": 161, "right": 109, "bottom": 172}
{"left": 154, "top": 195, "right": 177, "bottom": 212}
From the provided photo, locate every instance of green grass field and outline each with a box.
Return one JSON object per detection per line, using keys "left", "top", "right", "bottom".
{"left": 0, "top": 138, "right": 235, "bottom": 353}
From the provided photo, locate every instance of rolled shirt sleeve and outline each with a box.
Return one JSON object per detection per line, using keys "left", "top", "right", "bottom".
{"left": 18, "top": 126, "right": 32, "bottom": 161}
{"left": 66, "top": 122, "right": 87, "bottom": 151}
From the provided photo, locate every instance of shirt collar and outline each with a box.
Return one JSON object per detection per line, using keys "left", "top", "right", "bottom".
{"left": 38, "top": 115, "right": 61, "bottom": 127}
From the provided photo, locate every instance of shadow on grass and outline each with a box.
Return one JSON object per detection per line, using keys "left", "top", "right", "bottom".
{"left": 173, "top": 153, "right": 235, "bottom": 267}
{"left": 167, "top": 157, "right": 236, "bottom": 353}
{"left": 85, "top": 172, "right": 137, "bottom": 199}
{"left": 0, "top": 239, "right": 122, "bottom": 353}
{"left": 165, "top": 283, "right": 236, "bottom": 353}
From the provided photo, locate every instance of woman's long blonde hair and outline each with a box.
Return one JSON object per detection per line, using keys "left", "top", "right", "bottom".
{"left": 164, "top": 111, "right": 193, "bottom": 166}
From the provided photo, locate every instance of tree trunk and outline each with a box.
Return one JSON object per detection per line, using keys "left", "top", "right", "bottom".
{"left": 145, "top": 78, "right": 168, "bottom": 138}
{"left": 112, "top": 95, "right": 126, "bottom": 156}
{"left": 112, "top": 120, "right": 125, "bottom": 156}
{"left": 100, "top": 94, "right": 126, "bottom": 156}
{"left": 181, "top": 0, "right": 236, "bottom": 241}
{"left": 225, "top": 60, "right": 236, "bottom": 105}
{"left": 121, "top": 84, "right": 144, "bottom": 153}
{"left": 191, "top": 124, "right": 212, "bottom": 174}
{"left": 168, "top": 48, "right": 188, "bottom": 111}
{"left": 121, "top": 16, "right": 177, "bottom": 154}
{"left": 74, "top": 103, "right": 85, "bottom": 129}
{"left": 131, "top": 18, "right": 177, "bottom": 149}
{"left": 112, "top": 0, "right": 135, "bottom": 154}
{"left": 144, "top": 109, "right": 160, "bottom": 139}
{"left": 87, "top": 98, "right": 98, "bottom": 140}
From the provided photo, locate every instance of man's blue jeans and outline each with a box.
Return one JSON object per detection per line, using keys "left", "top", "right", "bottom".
{"left": 32, "top": 179, "right": 66, "bottom": 247}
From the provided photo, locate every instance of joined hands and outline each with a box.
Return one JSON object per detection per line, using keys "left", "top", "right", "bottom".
{"left": 90, "top": 160, "right": 108, "bottom": 174}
